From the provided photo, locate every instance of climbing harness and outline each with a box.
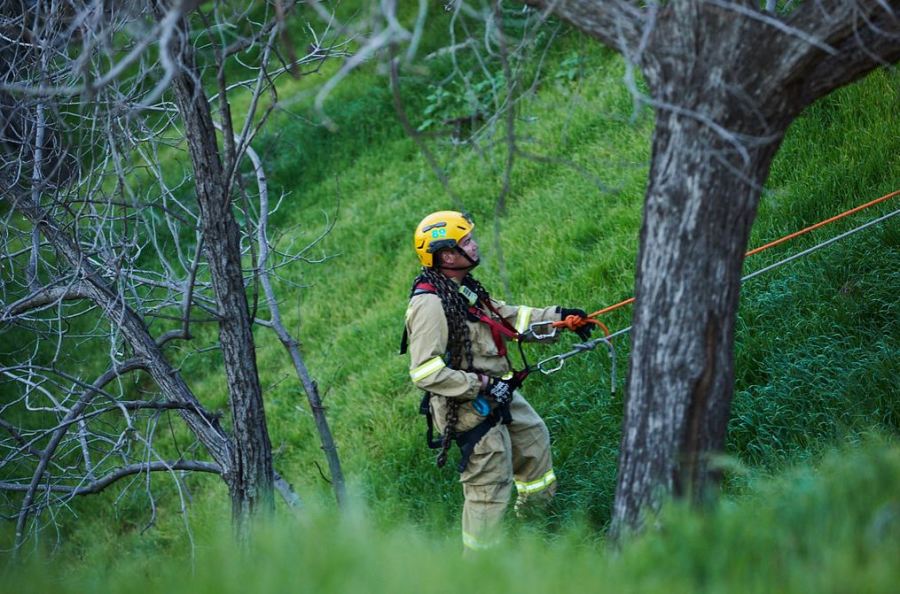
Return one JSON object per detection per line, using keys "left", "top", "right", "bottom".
{"left": 419, "top": 392, "right": 513, "bottom": 473}
{"left": 403, "top": 278, "right": 536, "bottom": 472}
{"left": 531, "top": 190, "right": 900, "bottom": 387}
{"left": 400, "top": 280, "right": 527, "bottom": 359}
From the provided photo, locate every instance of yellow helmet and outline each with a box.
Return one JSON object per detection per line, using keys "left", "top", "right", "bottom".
{"left": 414, "top": 211, "right": 475, "bottom": 267}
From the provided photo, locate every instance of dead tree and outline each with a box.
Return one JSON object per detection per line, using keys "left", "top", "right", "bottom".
{"left": 1, "top": 0, "right": 348, "bottom": 553}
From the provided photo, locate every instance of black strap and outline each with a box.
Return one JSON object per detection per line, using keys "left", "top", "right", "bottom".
{"left": 399, "top": 328, "right": 409, "bottom": 355}
{"left": 452, "top": 403, "right": 511, "bottom": 473}
{"left": 400, "top": 283, "right": 439, "bottom": 354}
{"left": 419, "top": 393, "right": 512, "bottom": 473}
{"left": 419, "top": 393, "right": 443, "bottom": 449}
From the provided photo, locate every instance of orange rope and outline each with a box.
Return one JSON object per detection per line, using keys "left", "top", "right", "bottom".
{"left": 555, "top": 314, "right": 611, "bottom": 337}
{"left": 550, "top": 189, "right": 899, "bottom": 334}
{"left": 589, "top": 297, "right": 634, "bottom": 318}
{"left": 744, "top": 189, "right": 899, "bottom": 256}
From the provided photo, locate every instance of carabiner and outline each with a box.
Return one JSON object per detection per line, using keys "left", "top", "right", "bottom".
{"left": 528, "top": 320, "right": 557, "bottom": 340}
{"left": 537, "top": 354, "right": 565, "bottom": 375}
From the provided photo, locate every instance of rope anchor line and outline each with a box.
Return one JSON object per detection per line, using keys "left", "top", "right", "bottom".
{"left": 531, "top": 190, "right": 900, "bottom": 392}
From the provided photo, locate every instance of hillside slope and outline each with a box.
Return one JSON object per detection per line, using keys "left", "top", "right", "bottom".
{"left": 2, "top": 18, "right": 897, "bottom": 565}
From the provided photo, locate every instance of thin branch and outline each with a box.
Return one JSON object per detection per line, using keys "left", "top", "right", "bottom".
{"left": 0, "top": 419, "right": 45, "bottom": 458}
{"left": 273, "top": 470, "right": 303, "bottom": 510}
{"left": 0, "top": 461, "right": 221, "bottom": 495}
{"left": 388, "top": 49, "right": 466, "bottom": 211}
{"left": 241, "top": 131, "right": 347, "bottom": 508}
{"left": 2, "top": 281, "right": 93, "bottom": 319}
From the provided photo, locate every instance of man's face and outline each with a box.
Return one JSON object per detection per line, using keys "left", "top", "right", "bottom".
{"left": 437, "top": 232, "right": 480, "bottom": 270}
{"left": 458, "top": 233, "right": 479, "bottom": 262}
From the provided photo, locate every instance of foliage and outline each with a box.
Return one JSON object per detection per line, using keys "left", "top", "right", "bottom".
{"left": 417, "top": 72, "right": 507, "bottom": 132}
{"left": 5, "top": 439, "right": 900, "bottom": 593}
{"left": 554, "top": 51, "right": 587, "bottom": 84}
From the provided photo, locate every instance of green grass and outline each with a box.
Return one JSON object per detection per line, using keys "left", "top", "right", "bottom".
{"left": 2, "top": 8, "right": 899, "bottom": 587}
{"left": 6, "top": 438, "right": 899, "bottom": 594}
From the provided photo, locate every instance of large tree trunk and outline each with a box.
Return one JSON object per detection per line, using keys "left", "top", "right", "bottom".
{"left": 609, "top": 7, "right": 792, "bottom": 535}
{"left": 604, "top": 0, "right": 900, "bottom": 534}
{"left": 165, "top": 13, "right": 274, "bottom": 529}
{"left": 613, "top": 106, "right": 784, "bottom": 533}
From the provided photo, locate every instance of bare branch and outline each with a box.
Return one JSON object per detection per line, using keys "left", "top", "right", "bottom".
{"left": 0, "top": 419, "right": 45, "bottom": 458}
{"left": 273, "top": 470, "right": 303, "bottom": 510}
{"left": 240, "top": 129, "right": 347, "bottom": 507}
{"left": 521, "top": 0, "right": 645, "bottom": 52}
{"left": 0, "top": 460, "right": 221, "bottom": 495}
{"left": 785, "top": 0, "right": 900, "bottom": 109}
{"left": 2, "top": 281, "right": 92, "bottom": 319}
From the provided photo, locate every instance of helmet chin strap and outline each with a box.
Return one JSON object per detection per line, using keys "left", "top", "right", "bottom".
{"left": 437, "top": 246, "right": 480, "bottom": 271}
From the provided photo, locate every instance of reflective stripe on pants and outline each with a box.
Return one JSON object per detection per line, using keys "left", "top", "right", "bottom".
{"left": 515, "top": 468, "right": 556, "bottom": 495}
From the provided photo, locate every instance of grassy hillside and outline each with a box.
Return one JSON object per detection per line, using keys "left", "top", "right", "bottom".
{"left": 2, "top": 10, "right": 898, "bottom": 589}
{"left": 239, "top": 30, "right": 899, "bottom": 531}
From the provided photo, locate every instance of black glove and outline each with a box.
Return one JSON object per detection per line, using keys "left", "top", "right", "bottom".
{"left": 559, "top": 307, "right": 593, "bottom": 341}
{"left": 485, "top": 370, "right": 528, "bottom": 405}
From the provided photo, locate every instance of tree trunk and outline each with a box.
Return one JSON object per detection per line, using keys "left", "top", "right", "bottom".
{"left": 611, "top": 14, "right": 788, "bottom": 533}
{"left": 165, "top": 14, "right": 274, "bottom": 530}
{"left": 519, "top": 0, "right": 900, "bottom": 537}
{"left": 613, "top": 115, "right": 784, "bottom": 533}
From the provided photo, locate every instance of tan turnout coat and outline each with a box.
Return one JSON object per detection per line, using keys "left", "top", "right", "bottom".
{"left": 405, "top": 285, "right": 560, "bottom": 434}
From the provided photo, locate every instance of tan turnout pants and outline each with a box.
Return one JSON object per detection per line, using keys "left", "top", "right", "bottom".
{"left": 460, "top": 390, "right": 556, "bottom": 551}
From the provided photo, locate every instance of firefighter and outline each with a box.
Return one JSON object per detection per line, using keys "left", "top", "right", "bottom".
{"left": 402, "top": 210, "right": 591, "bottom": 552}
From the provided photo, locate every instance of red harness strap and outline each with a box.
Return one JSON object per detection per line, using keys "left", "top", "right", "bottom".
{"left": 468, "top": 302, "right": 518, "bottom": 356}
{"left": 414, "top": 282, "right": 519, "bottom": 356}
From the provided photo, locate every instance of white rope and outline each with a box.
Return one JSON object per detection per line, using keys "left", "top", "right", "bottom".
{"left": 741, "top": 207, "right": 899, "bottom": 282}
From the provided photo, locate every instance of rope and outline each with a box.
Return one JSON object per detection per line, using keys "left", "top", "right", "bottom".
{"left": 618, "top": 206, "right": 899, "bottom": 341}
{"left": 550, "top": 189, "right": 899, "bottom": 335}
{"left": 741, "top": 207, "right": 899, "bottom": 283}
{"left": 537, "top": 205, "right": 900, "bottom": 378}
{"left": 745, "top": 189, "right": 899, "bottom": 257}
{"left": 555, "top": 315, "right": 611, "bottom": 337}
